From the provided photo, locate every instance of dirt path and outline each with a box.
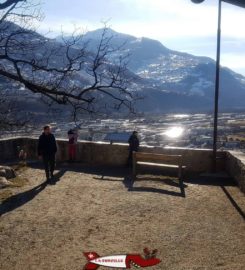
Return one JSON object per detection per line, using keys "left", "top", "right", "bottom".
{"left": 0, "top": 165, "right": 245, "bottom": 270}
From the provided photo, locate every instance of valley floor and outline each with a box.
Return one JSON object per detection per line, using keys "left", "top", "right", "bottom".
{"left": 0, "top": 164, "right": 245, "bottom": 270}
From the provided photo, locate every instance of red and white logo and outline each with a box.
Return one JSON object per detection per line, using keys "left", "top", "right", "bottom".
{"left": 83, "top": 248, "right": 161, "bottom": 269}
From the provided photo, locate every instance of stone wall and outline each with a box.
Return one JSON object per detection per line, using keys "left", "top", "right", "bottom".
{"left": 226, "top": 151, "right": 245, "bottom": 193}
{"left": 0, "top": 137, "right": 226, "bottom": 173}
{"left": 2, "top": 137, "right": 245, "bottom": 192}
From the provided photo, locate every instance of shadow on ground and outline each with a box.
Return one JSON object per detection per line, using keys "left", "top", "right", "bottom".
{"left": 0, "top": 168, "right": 66, "bottom": 216}
{"left": 221, "top": 185, "right": 245, "bottom": 220}
{"left": 63, "top": 163, "right": 244, "bottom": 218}
{"left": 185, "top": 175, "right": 237, "bottom": 187}
{"left": 0, "top": 181, "right": 48, "bottom": 216}
{"left": 1, "top": 162, "right": 244, "bottom": 219}
{"left": 121, "top": 175, "right": 186, "bottom": 197}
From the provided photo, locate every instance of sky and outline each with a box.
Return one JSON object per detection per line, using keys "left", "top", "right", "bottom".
{"left": 39, "top": 0, "right": 245, "bottom": 75}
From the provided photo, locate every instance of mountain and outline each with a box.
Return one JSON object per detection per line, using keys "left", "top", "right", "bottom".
{"left": 1, "top": 22, "right": 245, "bottom": 117}
{"left": 67, "top": 28, "right": 245, "bottom": 112}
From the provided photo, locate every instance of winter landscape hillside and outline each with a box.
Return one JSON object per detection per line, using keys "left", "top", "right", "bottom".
{"left": 2, "top": 23, "right": 245, "bottom": 116}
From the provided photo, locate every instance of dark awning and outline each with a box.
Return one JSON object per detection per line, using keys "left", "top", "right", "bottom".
{"left": 223, "top": 0, "right": 245, "bottom": 8}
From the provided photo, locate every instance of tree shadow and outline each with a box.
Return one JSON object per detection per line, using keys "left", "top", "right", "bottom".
{"left": 0, "top": 181, "right": 48, "bottom": 216}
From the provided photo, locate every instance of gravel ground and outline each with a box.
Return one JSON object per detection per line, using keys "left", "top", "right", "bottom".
{"left": 0, "top": 164, "right": 245, "bottom": 270}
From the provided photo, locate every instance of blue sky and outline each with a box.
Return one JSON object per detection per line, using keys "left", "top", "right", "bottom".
{"left": 39, "top": 0, "right": 245, "bottom": 75}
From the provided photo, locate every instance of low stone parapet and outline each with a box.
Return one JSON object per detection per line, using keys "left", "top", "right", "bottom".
{"left": 226, "top": 151, "right": 245, "bottom": 193}
{"left": 0, "top": 137, "right": 226, "bottom": 173}
{"left": 2, "top": 137, "right": 245, "bottom": 193}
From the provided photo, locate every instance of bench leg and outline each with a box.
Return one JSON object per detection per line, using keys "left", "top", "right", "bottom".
{"left": 178, "top": 167, "right": 185, "bottom": 197}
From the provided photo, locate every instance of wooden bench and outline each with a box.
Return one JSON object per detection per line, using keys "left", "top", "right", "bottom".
{"left": 132, "top": 152, "right": 186, "bottom": 190}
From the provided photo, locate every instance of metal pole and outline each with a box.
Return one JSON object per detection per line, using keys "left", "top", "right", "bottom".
{"left": 213, "top": 0, "right": 222, "bottom": 172}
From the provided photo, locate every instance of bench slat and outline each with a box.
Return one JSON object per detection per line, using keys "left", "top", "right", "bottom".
{"left": 134, "top": 152, "right": 182, "bottom": 165}
{"left": 137, "top": 161, "right": 186, "bottom": 169}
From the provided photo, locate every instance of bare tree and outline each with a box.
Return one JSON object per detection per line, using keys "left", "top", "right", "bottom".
{"left": 0, "top": 0, "right": 136, "bottom": 128}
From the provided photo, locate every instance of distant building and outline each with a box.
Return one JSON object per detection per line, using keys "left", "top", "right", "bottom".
{"left": 224, "top": 141, "right": 241, "bottom": 149}
{"left": 104, "top": 132, "right": 131, "bottom": 144}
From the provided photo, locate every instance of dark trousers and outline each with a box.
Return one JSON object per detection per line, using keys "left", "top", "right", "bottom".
{"left": 43, "top": 154, "right": 55, "bottom": 179}
{"left": 127, "top": 149, "right": 137, "bottom": 166}
{"left": 128, "top": 150, "right": 133, "bottom": 165}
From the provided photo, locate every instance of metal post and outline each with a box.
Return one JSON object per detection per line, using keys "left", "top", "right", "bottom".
{"left": 213, "top": 0, "right": 222, "bottom": 172}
